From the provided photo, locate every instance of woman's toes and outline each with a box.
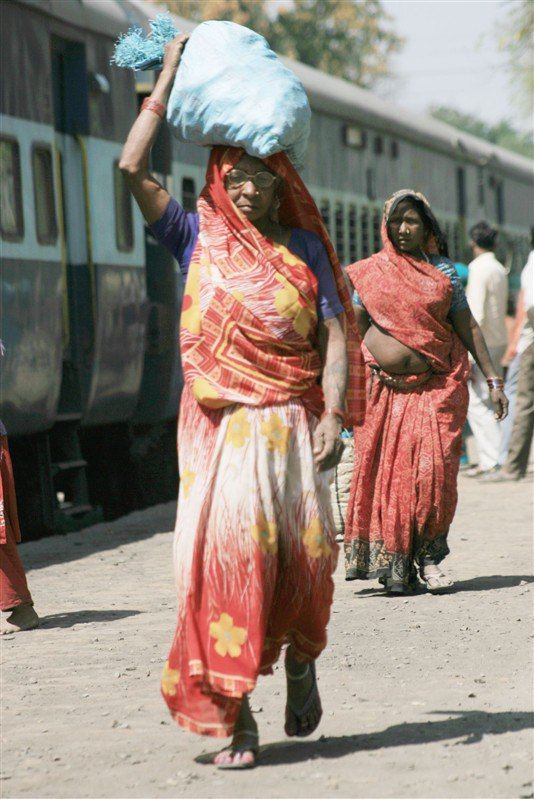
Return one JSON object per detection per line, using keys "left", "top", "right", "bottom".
{"left": 236, "top": 751, "right": 255, "bottom": 767}
{"left": 213, "top": 750, "right": 232, "bottom": 765}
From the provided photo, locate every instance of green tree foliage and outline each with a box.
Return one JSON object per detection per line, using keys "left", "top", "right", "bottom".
{"left": 497, "top": 0, "right": 534, "bottom": 118}
{"left": 156, "top": 0, "right": 403, "bottom": 89}
{"left": 430, "top": 105, "right": 534, "bottom": 159}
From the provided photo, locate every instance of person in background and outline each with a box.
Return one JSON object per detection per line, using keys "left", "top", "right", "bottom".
{"left": 465, "top": 221, "right": 508, "bottom": 479}
{"left": 0, "top": 344, "right": 39, "bottom": 634}
{"left": 344, "top": 191, "right": 507, "bottom": 595}
{"left": 453, "top": 260, "right": 471, "bottom": 467}
{"left": 488, "top": 244, "right": 534, "bottom": 480}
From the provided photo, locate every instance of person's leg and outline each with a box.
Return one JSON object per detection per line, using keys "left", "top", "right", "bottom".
{"left": 284, "top": 646, "right": 322, "bottom": 737}
{"left": 467, "top": 364, "right": 502, "bottom": 471}
{"left": 498, "top": 352, "right": 521, "bottom": 465}
{"left": 1, "top": 520, "right": 38, "bottom": 634}
{"left": 505, "top": 343, "right": 534, "bottom": 476}
{"left": 213, "top": 696, "right": 259, "bottom": 768}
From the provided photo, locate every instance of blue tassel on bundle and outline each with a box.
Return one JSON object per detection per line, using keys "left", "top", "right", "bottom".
{"left": 111, "top": 13, "right": 180, "bottom": 71}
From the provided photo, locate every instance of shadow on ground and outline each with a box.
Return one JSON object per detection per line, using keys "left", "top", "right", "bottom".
{"left": 197, "top": 710, "right": 533, "bottom": 766}
{"left": 21, "top": 502, "right": 176, "bottom": 571}
{"left": 37, "top": 609, "right": 142, "bottom": 629}
{"left": 355, "top": 575, "right": 534, "bottom": 597}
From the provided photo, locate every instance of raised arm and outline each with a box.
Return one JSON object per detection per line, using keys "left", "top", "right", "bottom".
{"left": 313, "top": 314, "right": 347, "bottom": 471}
{"left": 119, "top": 35, "right": 188, "bottom": 224}
{"left": 450, "top": 307, "right": 509, "bottom": 420}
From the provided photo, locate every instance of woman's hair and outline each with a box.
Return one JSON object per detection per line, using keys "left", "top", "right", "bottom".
{"left": 387, "top": 195, "right": 449, "bottom": 257}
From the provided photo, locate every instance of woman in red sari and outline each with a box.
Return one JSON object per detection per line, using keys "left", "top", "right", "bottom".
{"left": 345, "top": 190, "right": 508, "bottom": 595}
{"left": 120, "top": 38, "right": 364, "bottom": 768}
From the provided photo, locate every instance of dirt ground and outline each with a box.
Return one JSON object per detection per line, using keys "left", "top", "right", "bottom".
{"left": 2, "top": 474, "right": 532, "bottom": 799}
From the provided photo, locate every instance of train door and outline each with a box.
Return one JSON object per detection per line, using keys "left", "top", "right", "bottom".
{"left": 48, "top": 36, "right": 96, "bottom": 524}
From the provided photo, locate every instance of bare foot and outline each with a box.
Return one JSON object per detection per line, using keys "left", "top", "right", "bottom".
{"left": 284, "top": 646, "right": 322, "bottom": 737}
{"left": 213, "top": 695, "right": 259, "bottom": 769}
{"left": 0, "top": 603, "right": 39, "bottom": 635}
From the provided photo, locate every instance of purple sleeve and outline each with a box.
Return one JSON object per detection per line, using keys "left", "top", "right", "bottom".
{"left": 149, "top": 197, "right": 199, "bottom": 280}
{"left": 288, "top": 230, "right": 344, "bottom": 320}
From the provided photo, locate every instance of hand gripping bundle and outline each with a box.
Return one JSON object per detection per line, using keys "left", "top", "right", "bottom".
{"left": 112, "top": 15, "right": 310, "bottom": 169}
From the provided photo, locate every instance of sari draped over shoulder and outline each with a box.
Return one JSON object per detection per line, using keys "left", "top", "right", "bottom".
{"left": 162, "top": 147, "right": 363, "bottom": 738}
{"left": 345, "top": 195, "right": 469, "bottom": 586}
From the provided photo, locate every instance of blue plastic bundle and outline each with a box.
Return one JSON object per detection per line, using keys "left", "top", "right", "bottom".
{"left": 112, "top": 13, "right": 178, "bottom": 71}
{"left": 112, "top": 16, "right": 310, "bottom": 168}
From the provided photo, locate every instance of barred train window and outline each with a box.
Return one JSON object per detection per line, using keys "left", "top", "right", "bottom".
{"left": 32, "top": 145, "right": 58, "bottom": 245}
{"left": 348, "top": 205, "right": 357, "bottom": 262}
{"left": 0, "top": 137, "right": 24, "bottom": 240}
{"left": 361, "top": 207, "right": 370, "bottom": 259}
{"left": 113, "top": 160, "right": 133, "bottom": 251}
{"left": 335, "top": 203, "right": 345, "bottom": 263}
{"left": 182, "top": 177, "right": 196, "bottom": 213}
{"left": 320, "top": 200, "right": 331, "bottom": 235}
{"left": 372, "top": 209, "right": 381, "bottom": 252}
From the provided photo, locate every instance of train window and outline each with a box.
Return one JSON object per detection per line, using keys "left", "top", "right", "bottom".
{"left": 335, "top": 203, "right": 345, "bottom": 262}
{"left": 344, "top": 125, "right": 366, "bottom": 149}
{"left": 0, "top": 137, "right": 24, "bottom": 241}
{"left": 182, "top": 177, "right": 196, "bottom": 213}
{"left": 477, "top": 167, "right": 485, "bottom": 206}
{"left": 456, "top": 167, "right": 467, "bottom": 217}
{"left": 361, "top": 207, "right": 370, "bottom": 259}
{"left": 32, "top": 145, "right": 58, "bottom": 245}
{"left": 320, "top": 200, "right": 331, "bottom": 234}
{"left": 453, "top": 222, "right": 461, "bottom": 261}
{"left": 366, "top": 168, "right": 376, "bottom": 201}
{"left": 113, "top": 160, "right": 133, "bottom": 251}
{"left": 348, "top": 205, "right": 357, "bottom": 262}
{"left": 390, "top": 141, "right": 399, "bottom": 159}
{"left": 373, "top": 136, "right": 383, "bottom": 155}
{"left": 496, "top": 181, "right": 505, "bottom": 224}
{"left": 372, "top": 209, "right": 381, "bottom": 252}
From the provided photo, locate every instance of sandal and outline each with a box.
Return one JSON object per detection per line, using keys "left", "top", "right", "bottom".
{"left": 214, "top": 730, "right": 259, "bottom": 770}
{"left": 421, "top": 571, "right": 453, "bottom": 593}
{"left": 285, "top": 661, "right": 322, "bottom": 738}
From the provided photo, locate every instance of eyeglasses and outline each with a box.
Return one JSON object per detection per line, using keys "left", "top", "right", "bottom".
{"left": 226, "top": 168, "right": 277, "bottom": 190}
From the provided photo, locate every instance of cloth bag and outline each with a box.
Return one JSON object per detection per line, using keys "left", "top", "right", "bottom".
{"left": 167, "top": 21, "right": 311, "bottom": 168}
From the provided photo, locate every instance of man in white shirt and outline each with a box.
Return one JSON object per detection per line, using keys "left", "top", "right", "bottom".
{"left": 465, "top": 221, "right": 508, "bottom": 476}
{"left": 489, "top": 247, "right": 534, "bottom": 480}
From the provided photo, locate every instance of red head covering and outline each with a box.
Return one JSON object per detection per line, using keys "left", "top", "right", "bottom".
{"left": 347, "top": 189, "right": 464, "bottom": 374}
{"left": 181, "top": 146, "right": 365, "bottom": 424}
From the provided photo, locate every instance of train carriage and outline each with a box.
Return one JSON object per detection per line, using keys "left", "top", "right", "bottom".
{"left": 1, "top": 0, "right": 532, "bottom": 537}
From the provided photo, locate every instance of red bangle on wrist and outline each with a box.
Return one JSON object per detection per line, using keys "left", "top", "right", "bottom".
{"left": 140, "top": 98, "right": 166, "bottom": 119}
{"left": 321, "top": 407, "right": 345, "bottom": 425}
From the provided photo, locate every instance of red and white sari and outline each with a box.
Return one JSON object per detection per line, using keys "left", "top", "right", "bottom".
{"left": 162, "top": 147, "right": 363, "bottom": 737}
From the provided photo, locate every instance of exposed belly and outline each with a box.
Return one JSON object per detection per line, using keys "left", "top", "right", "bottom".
{"left": 364, "top": 322, "right": 430, "bottom": 375}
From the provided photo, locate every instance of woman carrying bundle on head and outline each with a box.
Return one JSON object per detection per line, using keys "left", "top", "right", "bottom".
{"left": 344, "top": 190, "right": 508, "bottom": 595}
{"left": 119, "top": 36, "right": 363, "bottom": 768}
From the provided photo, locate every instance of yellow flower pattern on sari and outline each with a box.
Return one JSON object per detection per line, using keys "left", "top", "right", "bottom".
{"left": 180, "top": 468, "right": 196, "bottom": 499}
{"left": 225, "top": 407, "right": 251, "bottom": 448}
{"left": 251, "top": 511, "right": 278, "bottom": 555}
{"left": 273, "top": 273, "right": 314, "bottom": 339}
{"left": 302, "top": 518, "right": 332, "bottom": 559}
{"left": 181, "top": 261, "right": 201, "bottom": 334}
{"left": 261, "top": 413, "right": 291, "bottom": 454}
{"left": 209, "top": 613, "right": 247, "bottom": 658}
{"left": 161, "top": 661, "right": 181, "bottom": 697}
{"left": 192, "top": 377, "right": 228, "bottom": 409}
